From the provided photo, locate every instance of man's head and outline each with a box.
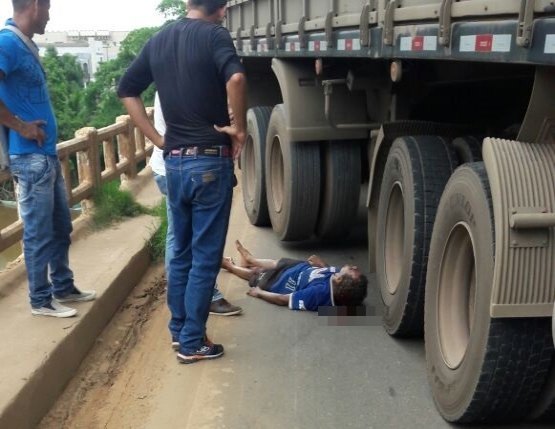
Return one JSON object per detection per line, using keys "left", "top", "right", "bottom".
{"left": 12, "top": 0, "right": 50, "bottom": 35}
{"left": 332, "top": 265, "right": 368, "bottom": 307}
{"left": 187, "top": 0, "right": 227, "bottom": 24}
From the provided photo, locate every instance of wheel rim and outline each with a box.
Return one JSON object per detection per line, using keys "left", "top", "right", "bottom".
{"left": 384, "top": 182, "right": 404, "bottom": 295}
{"left": 438, "top": 222, "right": 477, "bottom": 370}
{"left": 270, "top": 136, "right": 284, "bottom": 214}
{"left": 244, "top": 135, "right": 256, "bottom": 203}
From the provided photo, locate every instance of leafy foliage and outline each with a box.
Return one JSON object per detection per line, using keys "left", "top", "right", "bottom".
{"left": 157, "top": 0, "right": 187, "bottom": 19}
{"left": 42, "top": 47, "right": 87, "bottom": 141}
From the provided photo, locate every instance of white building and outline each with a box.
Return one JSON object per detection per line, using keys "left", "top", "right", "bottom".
{"left": 34, "top": 31, "right": 129, "bottom": 82}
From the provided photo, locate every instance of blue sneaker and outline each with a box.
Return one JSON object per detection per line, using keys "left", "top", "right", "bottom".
{"left": 177, "top": 343, "right": 224, "bottom": 364}
{"left": 55, "top": 287, "right": 96, "bottom": 303}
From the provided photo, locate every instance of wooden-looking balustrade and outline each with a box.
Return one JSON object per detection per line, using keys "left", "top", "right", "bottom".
{"left": 0, "top": 110, "right": 154, "bottom": 255}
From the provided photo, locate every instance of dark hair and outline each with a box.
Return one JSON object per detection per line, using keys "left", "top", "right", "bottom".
{"left": 12, "top": 0, "right": 48, "bottom": 12}
{"left": 188, "top": 0, "right": 227, "bottom": 16}
{"left": 333, "top": 273, "right": 368, "bottom": 307}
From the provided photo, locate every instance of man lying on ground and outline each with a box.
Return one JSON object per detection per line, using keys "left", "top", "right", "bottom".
{"left": 222, "top": 241, "right": 368, "bottom": 311}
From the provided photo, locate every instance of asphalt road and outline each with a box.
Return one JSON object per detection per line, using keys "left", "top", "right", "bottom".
{"left": 41, "top": 187, "right": 553, "bottom": 429}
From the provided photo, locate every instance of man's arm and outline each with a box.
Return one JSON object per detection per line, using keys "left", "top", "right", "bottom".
{"left": 247, "top": 287, "right": 290, "bottom": 307}
{"left": 216, "top": 72, "right": 247, "bottom": 160}
{"left": 0, "top": 71, "right": 46, "bottom": 145}
{"left": 121, "top": 97, "right": 164, "bottom": 149}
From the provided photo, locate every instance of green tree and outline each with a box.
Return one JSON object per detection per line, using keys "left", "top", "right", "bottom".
{"left": 42, "top": 46, "right": 87, "bottom": 141}
{"left": 83, "top": 26, "right": 159, "bottom": 129}
{"left": 157, "top": 0, "right": 186, "bottom": 19}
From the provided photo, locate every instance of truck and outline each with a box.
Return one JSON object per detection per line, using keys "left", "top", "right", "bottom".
{"left": 224, "top": 0, "right": 555, "bottom": 424}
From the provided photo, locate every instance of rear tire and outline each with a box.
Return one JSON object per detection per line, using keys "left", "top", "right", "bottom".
{"left": 316, "top": 141, "right": 361, "bottom": 240}
{"left": 265, "top": 105, "right": 321, "bottom": 241}
{"left": 241, "top": 106, "right": 273, "bottom": 226}
{"left": 377, "top": 136, "right": 457, "bottom": 337}
{"left": 425, "top": 163, "right": 554, "bottom": 423}
{"left": 452, "top": 136, "right": 482, "bottom": 165}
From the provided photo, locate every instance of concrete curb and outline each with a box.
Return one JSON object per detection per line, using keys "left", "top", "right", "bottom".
{"left": 0, "top": 177, "right": 162, "bottom": 429}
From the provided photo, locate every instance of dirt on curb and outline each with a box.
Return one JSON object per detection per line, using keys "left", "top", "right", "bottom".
{"left": 39, "top": 263, "right": 167, "bottom": 429}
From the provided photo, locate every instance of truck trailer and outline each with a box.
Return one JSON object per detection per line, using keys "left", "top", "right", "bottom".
{"left": 224, "top": 0, "right": 555, "bottom": 424}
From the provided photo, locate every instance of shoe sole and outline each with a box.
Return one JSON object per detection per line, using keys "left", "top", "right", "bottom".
{"left": 55, "top": 293, "right": 97, "bottom": 303}
{"left": 31, "top": 309, "right": 77, "bottom": 318}
{"left": 209, "top": 309, "right": 242, "bottom": 316}
{"left": 176, "top": 351, "right": 224, "bottom": 364}
{"left": 171, "top": 342, "right": 179, "bottom": 351}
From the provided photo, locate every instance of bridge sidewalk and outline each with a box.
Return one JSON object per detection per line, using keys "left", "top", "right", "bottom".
{"left": 0, "top": 172, "right": 162, "bottom": 429}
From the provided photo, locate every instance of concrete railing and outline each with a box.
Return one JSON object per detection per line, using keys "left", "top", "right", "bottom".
{"left": 0, "top": 109, "right": 154, "bottom": 254}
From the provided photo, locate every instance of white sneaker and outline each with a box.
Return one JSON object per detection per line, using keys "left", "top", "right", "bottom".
{"left": 31, "top": 301, "right": 77, "bottom": 318}
{"left": 55, "top": 287, "right": 97, "bottom": 303}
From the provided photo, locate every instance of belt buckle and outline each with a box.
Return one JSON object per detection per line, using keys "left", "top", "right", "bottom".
{"left": 185, "top": 147, "right": 198, "bottom": 156}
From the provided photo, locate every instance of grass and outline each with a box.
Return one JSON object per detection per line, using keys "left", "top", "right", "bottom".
{"left": 91, "top": 181, "right": 148, "bottom": 229}
{"left": 147, "top": 198, "right": 168, "bottom": 262}
{"left": 91, "top": 180, "right": 168, "bottom": 261}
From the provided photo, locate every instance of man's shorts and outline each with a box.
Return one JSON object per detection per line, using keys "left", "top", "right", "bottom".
{"left": 248, "top": 258, "right": 304, "bottom": 291}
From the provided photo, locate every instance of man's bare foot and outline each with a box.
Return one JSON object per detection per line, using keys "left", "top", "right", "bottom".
{"left": 235, "top": 240, "right": 253, "bottom": 267}
{"left": 222, "top": 257, "right": 235, "bottom": 271}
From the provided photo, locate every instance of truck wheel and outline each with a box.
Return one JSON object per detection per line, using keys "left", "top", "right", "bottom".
{"left": 316, "top": 141, "right": 361, "bottom": 240}
{"left": 265, "top": 104, "right": 321, "bottom": 241}
{"left": 452, "top": 136, "right": 482, "bottom": 165}
{"left": 377, "top": 136, "right": 457, "bottom": 337}
{"left": 241, "top": 106, "right": 273, "bottom": 226}
{"left": 425, "top": 163, "right": 554, "bottom": 423}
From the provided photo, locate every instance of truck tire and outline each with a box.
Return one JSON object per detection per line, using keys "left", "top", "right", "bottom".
{"left": 265, "top": 104, "right": 321, "bottom": 241}
{"left": 531, "top": 363, "right": 555, "bottom": 422}
{"left": 377, "top": 136, "right": 457, "bottom": 337}
{"left": 241, "top": 106, "right": 273, "bottom": 226}
{"left": 452, "top": 136, "right": 482, "bottom": 165}
{"left": 425, "top": 163, "right": 554, "bottom": 423}
{"left": 316, "top": 141, "right": 361, "bottom": 239}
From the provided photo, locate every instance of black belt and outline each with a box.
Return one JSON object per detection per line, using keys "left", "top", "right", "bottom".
{"left": 167, "top": 146, "right": 231, "bottom": 158}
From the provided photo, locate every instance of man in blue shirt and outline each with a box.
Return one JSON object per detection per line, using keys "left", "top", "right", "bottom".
{"left": 222, "top": 241, "right": 368, "bottom": 311}
{"left": 0, "top": 0, "right": 96, "bottom": 317}
{"left": 118, "top": 0, "right": 247, "bottom": 364}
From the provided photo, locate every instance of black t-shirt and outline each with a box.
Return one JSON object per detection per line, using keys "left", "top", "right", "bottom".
{"left": 117, "top": 18, "right": 244, "bottom": 152}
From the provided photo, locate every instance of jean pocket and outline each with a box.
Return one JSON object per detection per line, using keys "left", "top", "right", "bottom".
{"left": 191, "top": 167, "right": 227, "bottom": 206}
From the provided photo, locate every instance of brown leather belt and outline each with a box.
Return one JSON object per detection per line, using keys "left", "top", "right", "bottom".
{"left": 168, "top": 146, "right": 231, "bottom": 158}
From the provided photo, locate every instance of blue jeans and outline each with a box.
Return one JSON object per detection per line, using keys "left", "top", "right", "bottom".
{"left": 9, "top": 154, "right": 75, "bottom": 308}
{"left": 153, "top": 173, "right": 223, "bottom": 303}
{"left": 164, "top": 156, "right": 233, "bottom": 353}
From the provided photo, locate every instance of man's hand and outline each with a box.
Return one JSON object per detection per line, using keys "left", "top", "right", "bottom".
{"left": 308, "top": 255, "right": 327, "bottom": 268}
{"left": 153, "top": 134, "right": 164, "bottom": 150}
{"left": 247, "top": 286, "right": 261, "bottom": 298}
{"left": 214, "top": 124, "right": 246, "bottom": 161}
{"left": 19, "top": 119, "right": 46, "bottom": 147}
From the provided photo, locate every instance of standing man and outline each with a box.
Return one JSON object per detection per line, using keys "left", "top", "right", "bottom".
{"left": 150, "top": 92, "right": 242, "bottom": 319}
{"left": 118, "top": 0, "right": 247, "bottom": 364}
{"left": 0, "top": 0, "right": 96, "bottom": 318}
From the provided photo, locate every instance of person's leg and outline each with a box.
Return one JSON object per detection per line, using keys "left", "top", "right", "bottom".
{"left": 180, "top": 157, "right": 234, "bottom": 354}
{"left": 49, "top": 158, "right": 77, "bottom": 295}
{"left": 235, "top": 240, "right": 278, "bottom": 269}
{"left": 211, "top": 285, "right": 224, "bottom": 302}
{"left": 165, "top": 158, "right": 193, "bottom": 343}
{"left": 9, "top": 155, "right": 62, "bottom": 309}
{"left": 222, "top": 257, "right": 255, "bottom": 280}
{"left": 154, "top": 173, "right": 174, "bottom": 275}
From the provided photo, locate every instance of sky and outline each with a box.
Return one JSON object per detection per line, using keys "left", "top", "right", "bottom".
{"left": 0, "top": 0, "right": 168, "bottom": 31}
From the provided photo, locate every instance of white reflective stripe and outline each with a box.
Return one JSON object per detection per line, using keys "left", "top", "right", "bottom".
{"left": 460, "top": 35, "right": 477, "bottom": 52}
{"left": 545, "top": 35, "right": 555, "bottom": 53}
{"left": 329, "top": 277, "right": 335, "bottom": 307}
{"left": 423, "top": 36, "right": 437, "bottom": 51}
{"left": 288, "top": 293, "right": 293, "bottom": 309}
{"left": 492, "top": 34, "right": 511, "bottom": 52}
